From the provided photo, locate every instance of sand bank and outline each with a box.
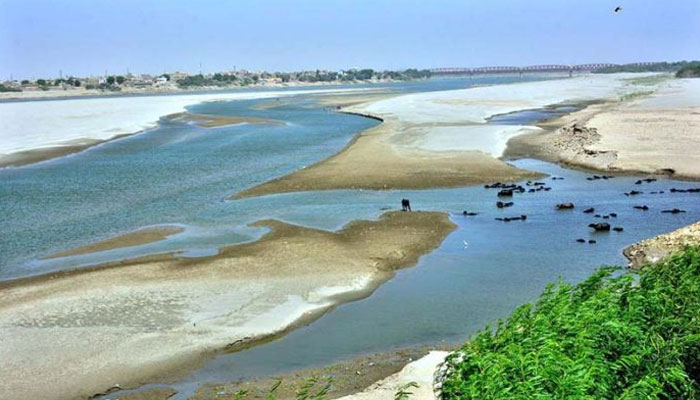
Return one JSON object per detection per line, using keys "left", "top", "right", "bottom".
{"left": 236, "top": 74, "right": 651, "bottom": 199}
{"left": 43, "top": 225, "right": 184, "bottom": 259}
{"left": 0, "top": 87, "right": 371, "bottom": 167}
{"left": 339, "top": 351, "right": 449, "bottom": 400}
{"left": 0, "top": 211, "right": 455, "bottom": 400}
{"left": 507, "top": 77, "right": 700, "bottom": 179}
{"left": 167, "top": 112, "right": 283, "bottom": 127}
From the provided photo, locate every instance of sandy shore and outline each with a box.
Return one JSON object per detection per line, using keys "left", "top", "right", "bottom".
{"left": 507, "top": 77, "right": 700, "bottom": 179}
{"left": 235, "top": 74, "right": 654, "bottom": 199}
{"left": 43, "top": 225, "right": 185, "bottom": 259}
{"left": 0, "top": 211, "right": 455, "bottom": 400}
{"left": 0, "top": 87, "right": 371, "bottom": 168}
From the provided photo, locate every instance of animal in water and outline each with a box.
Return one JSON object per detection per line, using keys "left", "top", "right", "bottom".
{"left": 556, "top": 203, "right": 575, "bottom": 210}
{"left": 613, "top": 227, "right": 624, "bottom": 232}
{"left": 594, "top": 214, "right": 602, "bottom": 218}
{"left": 614, "top": 6, "right": 622, "bottom": 12}
{"left": 401, "top": 198, "right": 411, "bottom": 212}
{"left": 496, "top": 201, "right": 514, "bottom": 208}
{"left": 576, "top": 238, "right": 586, "bottom": 243}
{"left": 462, "top": 211, "right": 478, "bottom": 216}
{"left": 625, "top": 190, "right": 643, "bottom": 196}
{"left": 495, "top": 215, "right": 527, "bottom": 222}
{"left": 498, "top": 189, "right": 514, "bottom": 197}
{"left": 589, "top": 222, "right": 611, "bottom": 232}
{"left": 662, "top": 208, "right": 686, "bottom": 214}
{"left": 609, "top": 213, "right": 617, "bottom": 218}
{"left": 589, "top": 240, "right": 597, "bottom": 244}
{"left": 583, "top": 207, "right": 595, "bottom": 214}
{"left": 634, "top": 205, "right": 649, "bottom": 211}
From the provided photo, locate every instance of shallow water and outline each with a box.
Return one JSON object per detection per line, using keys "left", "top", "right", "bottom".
{"left": 0, "top": 75, "right": 550, "bottom": 279}
{"left": 162, "top": 160, "right": 700, "bottom": 398}
{"left": 3, "top": 74, "right": 699, "bottom": 398}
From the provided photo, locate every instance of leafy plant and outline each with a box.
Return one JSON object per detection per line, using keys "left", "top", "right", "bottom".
{"left": 439, "top": 247, "right": 700, "bottom": 399}
{"left": 395, "top": 381, "right": 420, "bottom": 400}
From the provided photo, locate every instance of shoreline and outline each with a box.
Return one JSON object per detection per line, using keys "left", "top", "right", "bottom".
{"left": 0, "top": 211, "right": 456, "bottom": 400}
{"left": 505, "top": 77, "right": 700, "bottom": 180}
{"left": 234, "top": 73, "right": 667, "bottom": 199}
{"left": 0, "top": 87, "right": 377, "bottom": 169}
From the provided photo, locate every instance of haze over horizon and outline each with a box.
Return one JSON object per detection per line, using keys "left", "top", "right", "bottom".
{"left": 2, "top": 0, "right": 699, "bottom": 79}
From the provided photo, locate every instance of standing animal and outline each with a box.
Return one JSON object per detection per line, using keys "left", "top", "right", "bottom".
{"left": 401, "top": 198, "right": 411, "bottom": 212}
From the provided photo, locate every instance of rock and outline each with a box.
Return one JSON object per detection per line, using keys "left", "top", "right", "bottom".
{"left": 589, "top": 239, "right": 597, "bottom": 244}
{"left": 634, "top": 205, "right": 649, "bottom": 211}
{"left": 556, "top": 203, "right": 575, "bottom": 210}
{"left": 613, "top": 227, "right": 624, "bottom": 232}
{"left": 576, "top": 238, "right": 586, "bottom": 243}
{"left": 583, "top": 207, "right": 595, "bottom": 214}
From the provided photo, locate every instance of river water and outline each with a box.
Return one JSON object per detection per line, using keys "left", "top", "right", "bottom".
{"left": 2, "top": 75, "right": 700, "bottom": 398}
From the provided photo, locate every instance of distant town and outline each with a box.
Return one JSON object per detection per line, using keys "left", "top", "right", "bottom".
{"left": 2, "top": 61, "right": 698, "bottom": 97}
{"left": 0, "top": 68, "right": 432, "bottom": 95}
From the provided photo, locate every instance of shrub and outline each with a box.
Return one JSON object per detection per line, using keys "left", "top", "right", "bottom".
{"left": 439, "top": 247, "right": 700, "bottom": 399}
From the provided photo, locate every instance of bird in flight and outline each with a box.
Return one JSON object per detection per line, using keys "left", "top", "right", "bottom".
{"left": 614, "top": 6, "right": 622, "bottom": 12}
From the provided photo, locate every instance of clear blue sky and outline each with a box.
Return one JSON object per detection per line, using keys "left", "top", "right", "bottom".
{"left": 2, "top": 0, "right": 699, "bottom": 79}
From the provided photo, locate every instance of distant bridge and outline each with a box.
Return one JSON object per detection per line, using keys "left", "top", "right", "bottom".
{"left": 429, "top": 62, "right": 658, "bottom": 76}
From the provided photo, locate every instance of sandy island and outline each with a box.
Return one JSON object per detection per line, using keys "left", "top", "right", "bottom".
{"left": 0, "top": 211, "right": 455, "bottom": 400}
{"left": 235, "top": 74, "right": 666, "bottom": 199}
{"left": 506, "top": 76, "right": 700, "bottom": 179}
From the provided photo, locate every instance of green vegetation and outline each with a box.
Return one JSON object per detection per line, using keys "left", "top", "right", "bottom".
{"left": 439, "top": 247, "right": 700, "bottom": 399}
{"left": 594, "top": 61, "right": 699, "bottom": 74}
{"left": 0, "top": 84, "right": 21, "bottom": 92}
{"left": 624, "top": 74, "right": 671, "bottom": 86}
{"left": 676, "top": 63, "right": 700, "bottom": 78}
{"left": 619, "top": 90, "right": 655, "bottom": 102}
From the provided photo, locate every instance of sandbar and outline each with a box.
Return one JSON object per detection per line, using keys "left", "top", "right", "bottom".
{"left": 0, "top": 211, "right": 455, "bottom": 400}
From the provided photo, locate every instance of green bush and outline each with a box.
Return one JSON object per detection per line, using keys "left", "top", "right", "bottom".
{"left": 440, "top": 247, "right": 700, "bottom": 399}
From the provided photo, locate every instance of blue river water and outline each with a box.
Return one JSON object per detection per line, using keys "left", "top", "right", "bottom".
{"left": 3, "top": 75, "right": 700, "bottom": 398}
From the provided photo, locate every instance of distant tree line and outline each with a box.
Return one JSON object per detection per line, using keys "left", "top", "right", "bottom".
{"left": 594, "top": 61, "right": 700, "bottom": 74}
{"left": 675, "top": 62, "right": 700, "bottom": 78}
{"left": 176, "top": 68, "right": 432, "bottom": 88}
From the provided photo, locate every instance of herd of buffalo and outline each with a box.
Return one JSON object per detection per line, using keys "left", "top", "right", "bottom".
{"left": 400, "top": 174, "right": 698, "bottom": 245}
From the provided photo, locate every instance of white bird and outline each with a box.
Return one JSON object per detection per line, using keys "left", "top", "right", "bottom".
{"left": 463, "top": 240, "right": 469, "bottom": 249}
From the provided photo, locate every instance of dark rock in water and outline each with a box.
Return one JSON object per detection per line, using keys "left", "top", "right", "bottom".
{"left": 498, "top": 189, "right": 514, "bottom": 197}
{"left": 496, "top": 201, "right": 514, "bottom": 208}
{"left": 583, "top": 207, "right": 595, "bottom": 214}
{"left": 576, "top": 238, "right": 586, "bottom": 243}
{"left": 613, "top": 227, "right": 624, "bottom": 232}
{"left": 556, "top": 203, "right": 575, "bottom": 210}
{"left": 662, "top": 208, "right": 686, "bottom": 214}
{"left": 594, "top": 214, "right": 602, "bottom": 218}
{"left": 544, "top": 187, "right": 552, "bottom": 191}
{"left": 609, "top": 213, "right": 617, "bottom": 217}
{"left": 528, "top": 188, "right": 536, "bottom": 193}
{"left": 603, "top": 215, "right": 610, "bottom": 219}
{"left": 588, "top": 222, "right": 611, "bottom": 232}
{"left": 633, "top": 205, "right": 649, "bottom": 211}
{"left": 589, "top": 239, "right": 597, "bottom": 244}
{"left": 635, "top": 180, "right": 642, "bottom": 185}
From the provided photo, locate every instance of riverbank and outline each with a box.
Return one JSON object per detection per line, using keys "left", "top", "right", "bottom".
{"left": 624, "top": 219, "right": 700, "bottom": 269}
{"left": 235, "top": 74, "right": 657, "bottom": 199}
{"left": 0, "top": 87, "right": 372, "bottom": 168}
{"left": 506, "top": 76, "right": 700, "bottom": 179}
{"left": 0, "top": 211, "right": 455, "bottom": 400}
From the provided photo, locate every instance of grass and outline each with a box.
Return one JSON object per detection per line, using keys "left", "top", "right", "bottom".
{"left": 623, "top": 74, "right": 672, "bottom": 86}
{"left": 619, "top": 90, "right": 655, "bottom": 102}
{"left": 439, "top": 247, "right": 700, "bottom": 400}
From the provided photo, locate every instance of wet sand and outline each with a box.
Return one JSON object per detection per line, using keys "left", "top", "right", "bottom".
{"left": 235, "top": 74, "right": 653, "bottom": 199}
{"left": 168, "top": 112, "right": 284, "bottom": 127}
{"left": 0, "top": 211, "right": 455, "bottom": 400}
{"left": 44, "top": 225, "right": 185, "bottom": 259}
{"left": 506, "top": 77, "right": 700, "bottom": 179}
